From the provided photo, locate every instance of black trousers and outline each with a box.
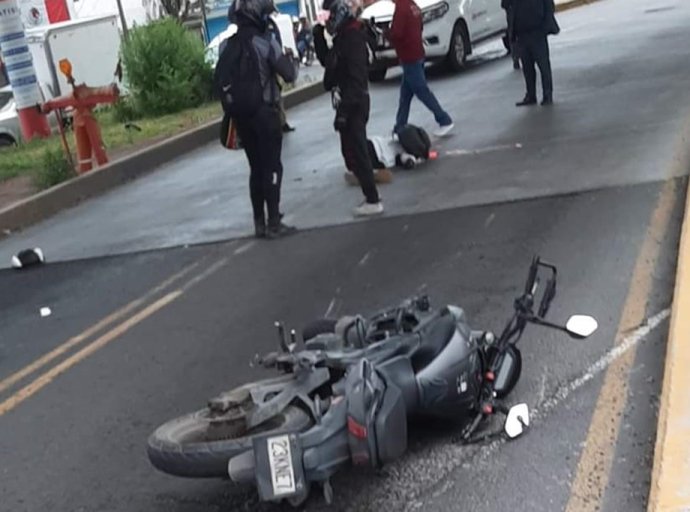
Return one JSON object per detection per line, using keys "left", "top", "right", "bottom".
{"left": 339, "top": 96, "right": 379, "bottom": 204}
{"left": 235, "top": 106, "right": 284, "bottom": 224}
{"left": 517, "top": 32, "right": 553, "bottom": 100}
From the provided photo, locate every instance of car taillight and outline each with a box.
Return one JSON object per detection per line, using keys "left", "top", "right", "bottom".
{"left": 347, "top": 416, "right": 368, "bottom": 439}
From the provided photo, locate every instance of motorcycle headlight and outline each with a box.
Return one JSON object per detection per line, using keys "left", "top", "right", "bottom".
{"left": 422, "top": 2, "right": 449, "bottom": 24}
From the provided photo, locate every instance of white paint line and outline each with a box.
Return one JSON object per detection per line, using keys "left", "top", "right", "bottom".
{"left": 484, "top": 213, "right": 496, "bottom": 228}
{"left": 537, "top": 373, "right": 548, "bottom": 405}
{"left": 180, "top": 258, "right": 230, "bottom": 292}
{"left": 359, "top": 251, "right": 372, "bottom": 266}
{"left": 234, "top": 241, "right": 256, "bottom": 255}
{"left": 324, "top": 298, "right": 339, "bottom": 318}
{"left": 533, "top": 308, "right": 670, "bottom": 421}
{"left": 445, "top": 143, "right": 522, "bottom": 157}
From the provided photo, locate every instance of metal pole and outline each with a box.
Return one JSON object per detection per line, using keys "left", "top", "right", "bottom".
{"left": 199, "top": 0, "right": 209, "bottom": 44}
{"left": 115, "top": 0, "right": 129, "bottom": 40}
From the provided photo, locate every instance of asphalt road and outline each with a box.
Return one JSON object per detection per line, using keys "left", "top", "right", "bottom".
{"left": 1, "top": 0, "right": 690, "bottom": 511}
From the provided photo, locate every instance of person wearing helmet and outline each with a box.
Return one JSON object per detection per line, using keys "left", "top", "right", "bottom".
{"left": 228, "top": 0, "right": 299, "bottom": 238}
{"left": 313, "top": 0, "right": 383, "bottom": 217}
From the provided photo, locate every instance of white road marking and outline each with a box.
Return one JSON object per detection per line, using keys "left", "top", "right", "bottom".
{"left": 234, "top": 241, "right": 256, "bottom": 255}
{"left": 445, "top": 143, "right": 522, "bottom": 157}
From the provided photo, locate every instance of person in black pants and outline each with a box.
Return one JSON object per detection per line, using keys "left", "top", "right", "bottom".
{"left": 230, "top": 0, "right": 298, "bottom": 238}
{"left": 510, "top": 0, "right": 559, "bottom": 106}
{"left": 313, "top": 0, "right": 383, "bottom": 217}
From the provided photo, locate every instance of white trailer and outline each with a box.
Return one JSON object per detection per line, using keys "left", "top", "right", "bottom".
{"left": 25, "top": 15, "right": 121, "bottom": 100}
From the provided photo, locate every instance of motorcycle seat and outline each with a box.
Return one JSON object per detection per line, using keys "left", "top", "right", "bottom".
{"left": 410, "top": 310, "right": 456, "bottom": 372}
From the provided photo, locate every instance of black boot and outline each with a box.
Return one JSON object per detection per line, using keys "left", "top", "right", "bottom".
{"left": 266, "top": 218, "right": 297, "bottom": 239}
{"left": 516, "top": 95, "right": 537, "bottom": 107}
{"left": 254, "top": 217, "right": 267, "bottom": 238}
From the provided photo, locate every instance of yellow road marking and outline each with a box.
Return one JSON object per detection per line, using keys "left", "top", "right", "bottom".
{"left": 648, "top": 177, "right": 690, "bottom": 511}
{"left": 0, "top": 261, "right": 200, "bottom": 396}
{"left": 0, "top": 291, "right": 181, "bottom": 417}
{"left": 0, "top": 255, "right": 230, "bottom": 416}
{"left": 565, "top": 180, "right": 678, "bottom": 512}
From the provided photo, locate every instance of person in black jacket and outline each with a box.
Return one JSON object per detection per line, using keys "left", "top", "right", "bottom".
{"left": 229, "top": 0, "right": 299, "bottom": 238}
{"left": 510, "top": 0, "right": 559, "bottom": 106}
{"left": 501, "top": 0, "right": 520, "bottom": 70}
{"left": 313, "top": 0, "right": 383, "bottom": 217}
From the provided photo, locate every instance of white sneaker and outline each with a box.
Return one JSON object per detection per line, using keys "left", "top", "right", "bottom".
{"left": 434, "top": 123, "right": 454, "bottom": 138}
{"left": 354, "top": 201, "right": 384, "bottom": 217}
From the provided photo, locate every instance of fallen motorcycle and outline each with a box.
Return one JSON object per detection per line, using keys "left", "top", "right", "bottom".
{"left": 147, "top": 256, "right": 598, "bottom": 506}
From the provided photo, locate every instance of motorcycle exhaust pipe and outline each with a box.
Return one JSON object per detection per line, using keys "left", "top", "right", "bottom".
{"left": 228, "top": 450, "right": 256, "bottom": 484}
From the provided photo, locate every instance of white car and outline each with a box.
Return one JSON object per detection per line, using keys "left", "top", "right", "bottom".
{"left": 362, "top": 0, "right": 508, "bottom": 81}
{"left": 0, "top": 85, "right": 20, "bottom": 148}
{"left": 0, "top": 85, "right": 63, "bottom": 148}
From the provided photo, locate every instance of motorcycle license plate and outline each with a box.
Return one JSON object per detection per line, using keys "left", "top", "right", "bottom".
{"left": 268, "top": 435, "right": 296, "bottom": 495}
{"left": 253, "top": 433, "right": 305, "bottom": 501}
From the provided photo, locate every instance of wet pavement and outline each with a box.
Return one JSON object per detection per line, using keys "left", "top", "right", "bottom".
{"left": 1, "top": 0, "right": 690, "bottom": 511}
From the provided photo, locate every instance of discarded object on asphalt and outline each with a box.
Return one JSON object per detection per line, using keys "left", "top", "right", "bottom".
{"left": 146, "top": 256, "right": 598, "bottom": 507}
{"left": 11, "top": 248, "right": 45, "bottom": 269}
{"left": 40, "top": 307, "right": 52, "bottom": 318}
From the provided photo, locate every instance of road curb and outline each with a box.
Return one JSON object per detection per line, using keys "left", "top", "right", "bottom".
{"left": 555, "top": 0, "right": 600, "bottom": 13}
{"left": 0, "top": 80, "right": 324, "bottom": 237}
{"left": 648, "top": 179, "right": 690, "bottom": 512}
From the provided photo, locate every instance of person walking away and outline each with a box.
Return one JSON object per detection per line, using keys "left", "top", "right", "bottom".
{"left": 511, "top": 0, "right": 559, "bottom": 106}
{"left": 313, "top": 0, "right": 383, "bottom": 217}
{"left": 217, "top": 0, "right": 298, "bottom": 238}
{"left": 501, "top": 0, "right": 521, "bottom": 70}
{"left": 296, "top": 17, "right": 314, "bottom": 64}
{"left": 386, "top": 0, "right": 454, "bottom": 137}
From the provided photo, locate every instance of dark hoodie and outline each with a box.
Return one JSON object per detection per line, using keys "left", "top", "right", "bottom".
{"left": 314, "top": 20, "right": 371, "bottom": 118}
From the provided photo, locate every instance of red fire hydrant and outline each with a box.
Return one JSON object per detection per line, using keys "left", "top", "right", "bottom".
{"left": 41, "top": 59, "right": 119, "bottom": 174}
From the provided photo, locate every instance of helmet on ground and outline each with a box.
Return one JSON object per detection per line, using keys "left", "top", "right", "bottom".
{"left": 322, "top": 0, "right": 362, "bottom": 35}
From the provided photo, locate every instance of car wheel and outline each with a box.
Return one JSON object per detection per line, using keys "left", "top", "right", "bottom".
{"left": 0, "top": 134, "right": 16, "bottom": 149}
{"left": 447, "top": 22, "right": 469, "bottom": 72}
{"left": 368, "top": 67, "right": 388, "bottom": 83}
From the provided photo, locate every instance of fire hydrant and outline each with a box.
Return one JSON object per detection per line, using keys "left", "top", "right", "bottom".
{"left": 41, "top": 59, "right": 119, "bottom": 174}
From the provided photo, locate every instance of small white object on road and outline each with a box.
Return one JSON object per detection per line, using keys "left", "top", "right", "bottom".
{"left": 40, "top": 307, "right": 52, "bottom": 318}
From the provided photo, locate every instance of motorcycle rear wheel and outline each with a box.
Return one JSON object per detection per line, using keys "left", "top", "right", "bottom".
{"left": 147, "top": 398, "right": 312, "bottom": 478}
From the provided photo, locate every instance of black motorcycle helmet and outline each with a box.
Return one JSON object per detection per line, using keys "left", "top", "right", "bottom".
{"left": 234, "top": 0, "right": 277, "bottom": 28}
{"left": 322, "top": 0, "right": 362, "bottom": 35}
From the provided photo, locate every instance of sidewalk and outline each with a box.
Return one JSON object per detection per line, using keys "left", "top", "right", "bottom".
{"left": 2, "top": 0, "right": 684, "bottom": 268}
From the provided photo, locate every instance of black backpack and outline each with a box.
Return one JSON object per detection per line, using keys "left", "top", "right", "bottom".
{"left": 397, "top": 124, "right": 431, "bottom": 159}
{"left": 213, "top": 33, "right": 263, "bottom": 119}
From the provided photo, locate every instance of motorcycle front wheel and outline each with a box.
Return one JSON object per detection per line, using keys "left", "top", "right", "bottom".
{"left": 147, "top": 389, "right": 313, "bottom": 478}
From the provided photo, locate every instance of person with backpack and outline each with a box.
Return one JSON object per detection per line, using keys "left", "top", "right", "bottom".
{"left": 217, "top": 0, "right": 298, "bottom": 239}
{"left": 313, "top": 0, "right": 384, "bottom": 217}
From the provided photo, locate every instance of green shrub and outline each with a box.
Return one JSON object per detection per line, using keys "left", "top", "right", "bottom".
{"left": 120, "top": 18, "right": 213, "bottom": 117}
{"left": 111, "top": 96, "right": 139, "bottom": 123}
{"left": 34, "top": 147, "right": 75, "bottom": 189}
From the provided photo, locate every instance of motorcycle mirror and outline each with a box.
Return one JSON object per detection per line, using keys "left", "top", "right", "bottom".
{"left": 504, "top": 403, "right": 530, "bottom": 439}
{"left": 565, "top": 315, "right": 598, "bottom": 338}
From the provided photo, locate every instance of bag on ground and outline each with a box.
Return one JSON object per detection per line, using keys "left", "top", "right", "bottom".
{"left": 397, "top": 124, "right": 431, "bottom": 159}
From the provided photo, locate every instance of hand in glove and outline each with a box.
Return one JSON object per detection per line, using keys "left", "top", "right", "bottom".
{"left": 334, "top": 115, "right": 348, "bottom": 132}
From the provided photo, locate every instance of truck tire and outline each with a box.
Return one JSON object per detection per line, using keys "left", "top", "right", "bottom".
{"left": 368, "top": 67, "right": 388, "bottom": 82}
{"left": 447, "top": 22, "right": 469, "bottom": 72}
{"left": 147, "top": 402, "right": 313, "bottom": 478}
